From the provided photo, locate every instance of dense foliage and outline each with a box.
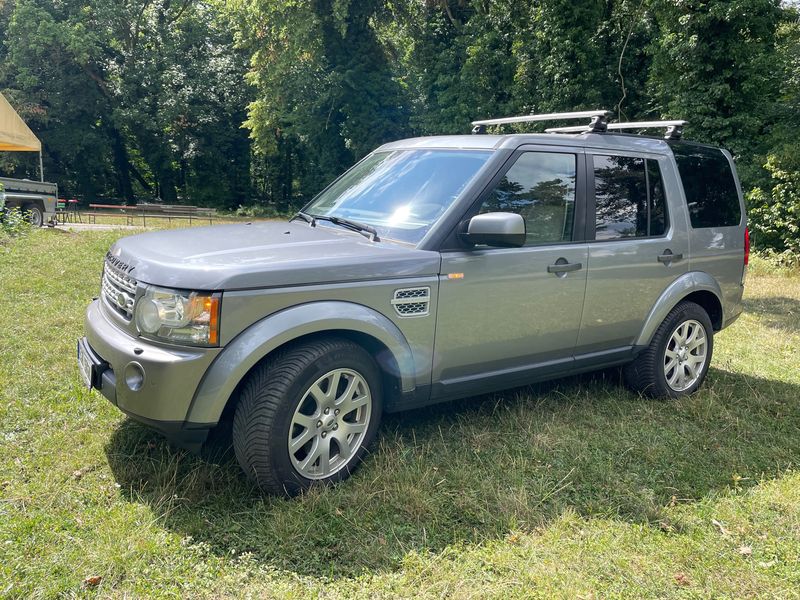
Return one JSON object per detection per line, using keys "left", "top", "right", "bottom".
{"left": 0, "top": 0, "right": 250, "bottom": 206}
{"left": 749, "top": 157, "right": 800, "bottom": 256}
{"left": 0, "top": 0, "right": 798, "bottom": 247}
{"left": 0, "top": 182, "right": 33, "bottom": 241}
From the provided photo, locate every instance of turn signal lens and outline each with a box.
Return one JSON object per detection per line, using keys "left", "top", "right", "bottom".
{"left": 204, "top": 296, "right": 220, "bottom": 346}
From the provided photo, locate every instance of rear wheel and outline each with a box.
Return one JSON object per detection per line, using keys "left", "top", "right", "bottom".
{"left": 623, "top": 301, "right": 714, "bottom": 398}
{"left": 232, "top": 338, "right": 382, "bottom": 495}
{"left": 23, "top": 203, "right": 44, "bottom": 227}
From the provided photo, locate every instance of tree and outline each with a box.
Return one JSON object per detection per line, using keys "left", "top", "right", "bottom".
{"left": 233, "top": 0, "right": 410, "bottom": 206}
{"left": 387, "top": 0, "right": 655, "bottom": 137}
{"left": 2, "top": 0, "right": 123, "bottom": 198}
{"left": 1, "top": 0, "right": 251, "bottom": 205}
{"left": 1, "top": 0, "right": 797, "bottom": 237}
{"left": 746, "top": 7, "right": 800, "bottom": 253}
{"left": 648, "top": 0, "right": 785, "bottom": 189}
{"left": 749, "top": 157, "right": 800, "bottom": 255}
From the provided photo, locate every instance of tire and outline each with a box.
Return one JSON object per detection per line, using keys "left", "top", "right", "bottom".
{"left": 23, "top": 203, "right": 44, "bottom": 227}
{"left": 623, "top": 301, "right": 714, "bottom": 399}
{"left": 232, "top": 337, "right": 383, "bottom": 495}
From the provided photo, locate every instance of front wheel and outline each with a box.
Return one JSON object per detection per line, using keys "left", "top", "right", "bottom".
{"left": 232, "top": 338, "right": 382, "bottom": 495}
{"left": 623, "top": 301, "right": 714, "bottom": 398}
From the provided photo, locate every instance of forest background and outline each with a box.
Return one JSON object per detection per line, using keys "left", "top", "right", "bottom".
{"left": 1, "top": 0, "right": 798, "bottom": 252}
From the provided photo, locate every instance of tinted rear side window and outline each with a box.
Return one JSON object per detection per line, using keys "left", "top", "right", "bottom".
{"left": 593, "top": 155, "right": 668, "bottom": 240}
{"left": 670, "top": 144, "right": 741, "bottom": 228}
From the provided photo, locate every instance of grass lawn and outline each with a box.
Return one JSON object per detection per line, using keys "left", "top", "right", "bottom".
{"left": 1, "top": 227, "right": 799, "bottom": 598}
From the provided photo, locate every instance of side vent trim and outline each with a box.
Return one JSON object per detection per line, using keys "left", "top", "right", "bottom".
{"left": 391, "top": 287, "right": 431, "bottom": 317}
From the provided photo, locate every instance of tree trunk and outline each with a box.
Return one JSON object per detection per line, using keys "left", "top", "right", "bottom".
{"left": 109, "top": 126, "right": 135, "bottom": 203}
{"left": 159, "top": 170, "right": 178, "bottom": 203}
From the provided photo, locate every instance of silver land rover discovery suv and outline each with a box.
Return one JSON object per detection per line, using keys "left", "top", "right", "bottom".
{"left": 79, "top": 110, "right": 749, "bottom": 495}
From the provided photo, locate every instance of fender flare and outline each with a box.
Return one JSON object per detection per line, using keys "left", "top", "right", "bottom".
{"left": 635, "top": 271, "right": 723, "bottom": 347}
{"left": 185, "top": 301, "right": 416, "bottom": 425}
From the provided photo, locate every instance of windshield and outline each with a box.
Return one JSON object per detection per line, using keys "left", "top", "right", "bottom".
{"left": 303, "top": 149, "right": 493, "bottom": 244}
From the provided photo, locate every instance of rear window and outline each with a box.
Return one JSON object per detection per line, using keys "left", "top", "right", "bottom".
{"left": 670, "top": 144, "right": 741, "bottom": 228}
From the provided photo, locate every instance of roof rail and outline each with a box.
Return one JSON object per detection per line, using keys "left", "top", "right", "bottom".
{"left": 471, "top": 110, "right": 611, "bottom": 135}
{"left": 545, "top": 120, "right": 688, "bottom": 140}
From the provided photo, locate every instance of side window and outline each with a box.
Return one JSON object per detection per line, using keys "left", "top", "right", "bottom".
{"left": 593, "top": 155, "right": 669, "bottom": 240}
{"left": 479, "top": 152, "right": 576, "bottom": 245}
{"left": 670, "top": 143, "right": 741, "bottom": 228}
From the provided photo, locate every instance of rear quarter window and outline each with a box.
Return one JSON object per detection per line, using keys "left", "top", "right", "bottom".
{"left": 670, "top": 143, "right": 741, "bottom": 228}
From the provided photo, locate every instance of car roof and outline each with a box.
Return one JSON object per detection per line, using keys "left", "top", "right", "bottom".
{"left": 378, "top": 132, "right": 675, "bottom": 155}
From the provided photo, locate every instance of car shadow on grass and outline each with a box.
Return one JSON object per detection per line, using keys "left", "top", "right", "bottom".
{"left": 105, "top": 367, "right": 800, "bottom": 579}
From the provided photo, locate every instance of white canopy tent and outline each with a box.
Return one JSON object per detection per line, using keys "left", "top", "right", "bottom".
{"left": 0, "top": 92, "right": 43, "bottom": 181}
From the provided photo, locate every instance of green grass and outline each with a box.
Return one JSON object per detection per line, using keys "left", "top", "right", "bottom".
{"left": 1, "top": 229, "right": 799, "bottom": 598}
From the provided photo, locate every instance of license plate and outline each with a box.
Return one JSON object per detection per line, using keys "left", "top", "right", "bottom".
{"left": 77, "top": 341, "right": 94, "bottom": 390}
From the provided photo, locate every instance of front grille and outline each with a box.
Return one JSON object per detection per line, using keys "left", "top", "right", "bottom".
{"left": 102, "top": 254, "right": 137, "bottom": 319}
{"left": 391, "top": 287, "right": 430, "bottom": 317}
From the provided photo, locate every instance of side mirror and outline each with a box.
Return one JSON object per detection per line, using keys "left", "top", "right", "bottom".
{"left": 460, "top": 212, "right": 526, "bottom": 248}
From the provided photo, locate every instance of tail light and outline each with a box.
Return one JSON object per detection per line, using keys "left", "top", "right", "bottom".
{"left": 744, "top": 227, "right": 750, "bottom": 266}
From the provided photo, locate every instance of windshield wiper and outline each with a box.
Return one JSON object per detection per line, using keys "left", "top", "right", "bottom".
{"left": 291, "top": 211, "right": 316, "bottom": 226}
{"left": 313, "top": 215, "right": 380, "bottom": 242}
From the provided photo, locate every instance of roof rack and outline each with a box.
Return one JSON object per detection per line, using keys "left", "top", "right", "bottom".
{"left": 545, "top": 120, "right": 688, "bottom": 140}
{"left": 471, "top": 110, "right": 611, "bottom": 135}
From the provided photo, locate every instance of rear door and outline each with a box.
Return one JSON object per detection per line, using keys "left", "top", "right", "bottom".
{"left": 670, "top": 144, "right": 746, "bottom": 318}
{"left": 433, "top": 147, "right": 590, "bottom": 399}
{"left": 576, "top": 151, "right": 689, "bottom": 356}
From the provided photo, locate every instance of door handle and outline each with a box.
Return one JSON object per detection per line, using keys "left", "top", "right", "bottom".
{"left": 547, "top": 261, "right": 582, "bottom": 274}
{"left": 657, "top": 250, "right": 683, "bottom": 264}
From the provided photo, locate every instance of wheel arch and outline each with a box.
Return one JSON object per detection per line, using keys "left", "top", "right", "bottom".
{"left": 186, "top": 301, "right": 415, "bottom": 426}
{"left": 635, "top": 272, "right": 724, "bottom": 347}
{"left": 682, "top": 290, "right": 723, "bottom": 331}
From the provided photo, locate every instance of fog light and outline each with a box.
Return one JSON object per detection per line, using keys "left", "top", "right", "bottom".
{"left": 124, "top": 362, "right": 145, "bottom": 392}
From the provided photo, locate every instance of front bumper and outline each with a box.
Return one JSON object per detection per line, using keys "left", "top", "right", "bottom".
{"left": 82, "top": 299, "right": 222, "bottom": 449}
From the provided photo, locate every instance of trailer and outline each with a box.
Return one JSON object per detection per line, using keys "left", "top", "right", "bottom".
{"left": 0, "top": 177, "right": 58, "bottom": 226}
{"left": 0, "top": 92, "right": 57, "bottom": 226}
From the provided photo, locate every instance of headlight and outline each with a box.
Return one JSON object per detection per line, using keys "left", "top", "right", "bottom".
{"left": 135, "top": 286, "right": 221, "bottom": 346}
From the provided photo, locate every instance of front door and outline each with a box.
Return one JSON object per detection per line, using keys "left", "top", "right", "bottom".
{"left": 432, "top": 148, "right": 589, "bottom": 400}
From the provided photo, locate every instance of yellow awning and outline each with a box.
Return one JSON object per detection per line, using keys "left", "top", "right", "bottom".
{"left": 0, "top": 92, "right": 41, "bottom": 152}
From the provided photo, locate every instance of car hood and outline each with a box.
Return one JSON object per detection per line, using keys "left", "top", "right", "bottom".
{"left": 108, "top": 221, "right": 441, "bottom": 290}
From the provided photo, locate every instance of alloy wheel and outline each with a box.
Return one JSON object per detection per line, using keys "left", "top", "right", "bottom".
{"left": 664, "top": 319, "right": 708, "bottom": 392}
{"left": 288, "top": 368, "right": 372, "bottom": 479}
